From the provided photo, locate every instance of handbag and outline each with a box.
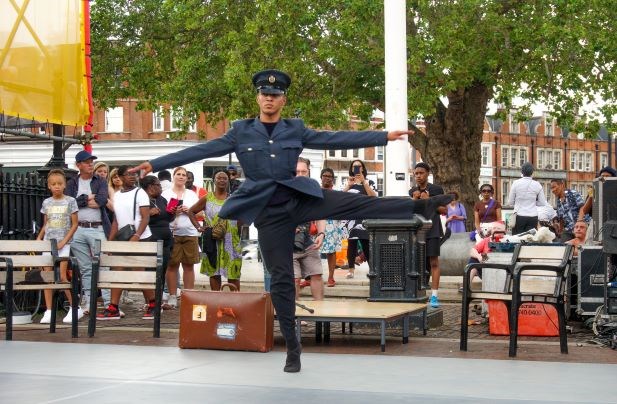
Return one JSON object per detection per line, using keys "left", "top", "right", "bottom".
{"left": 470, "top": 199, "right": 495, "bottom": 241}
{"left": 211, "top": 219, "right": 228, "bottom": 240}
{"left": 116, "top": 189, "right": 139, "bottom": 241}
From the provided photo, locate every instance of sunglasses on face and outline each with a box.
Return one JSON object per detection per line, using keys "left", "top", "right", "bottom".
{"left": 481, "top": 189, "right": 492, "bottom": 193}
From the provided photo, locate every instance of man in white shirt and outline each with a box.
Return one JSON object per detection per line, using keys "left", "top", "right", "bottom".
{"left": 507, "top": 162, "right": 548, "bottom": 234}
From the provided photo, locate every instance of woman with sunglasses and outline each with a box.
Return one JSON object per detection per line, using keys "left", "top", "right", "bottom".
{"left": 474, "top": 184, "right": 502, "bottom": 236}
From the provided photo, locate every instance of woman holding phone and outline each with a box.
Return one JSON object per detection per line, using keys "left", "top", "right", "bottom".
{"left": 342, "top": 159, "right": 377, "bottom": 278}
{"left": 161, "top": 167, "right": 199, "bottom": 308}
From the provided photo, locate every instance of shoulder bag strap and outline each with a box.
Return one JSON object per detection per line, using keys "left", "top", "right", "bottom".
{"left": 132, "top": 188, "right": 138, "bottom": 224}
{"left": 481, "top": 199, "right": 494, "bottom": 222}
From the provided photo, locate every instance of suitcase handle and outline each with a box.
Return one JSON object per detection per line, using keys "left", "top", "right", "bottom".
{"left": 220, "top": 283, "right": 238, "bottom": 292}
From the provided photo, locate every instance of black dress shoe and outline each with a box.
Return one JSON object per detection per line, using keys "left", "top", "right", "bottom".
{"left": 283, "top": 349, "right": 301, "bottom": 373}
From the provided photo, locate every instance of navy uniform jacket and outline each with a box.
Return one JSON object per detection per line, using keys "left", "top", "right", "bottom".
{"left": 149, "top": 118, "right": 388, "bottom": 224}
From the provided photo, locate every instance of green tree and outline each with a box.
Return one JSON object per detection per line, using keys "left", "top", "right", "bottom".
{"left": 91, "top": 0, "right": 617, "bottom": 209}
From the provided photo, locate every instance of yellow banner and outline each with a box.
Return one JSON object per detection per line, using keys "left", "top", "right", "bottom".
{"left": 0, "top": 0, "right": 89, "bottom": 126}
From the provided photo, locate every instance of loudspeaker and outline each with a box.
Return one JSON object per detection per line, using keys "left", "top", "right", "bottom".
{"left": 592, "top": 177, "right": 617, "bottom": 241}
{"left": 576, "top": 246, "right": 608, "bottom": 317}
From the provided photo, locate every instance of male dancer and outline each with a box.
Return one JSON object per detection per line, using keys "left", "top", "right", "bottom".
{"left": 132, "top": 69, "right": 452, "bottom": 372}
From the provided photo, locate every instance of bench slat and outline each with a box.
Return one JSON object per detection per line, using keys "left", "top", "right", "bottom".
{"left": 12, "top": 284, "right": 72, "bottom": 291}
{"left": 0, "top": 271, "right": 56, "bottom": 283}
{"left": 0, "top": 256, "right": 55, "bottom": 267}
{"left": 97, "top": 283, "right": 156, "bottom": 290}
{"left": 98, "top": 271, "right": 157, "bottom": 283}
{"left": 0, "top": 240, "right": 54, "bottom": 253}
{"left": 100, "top": 241, "right": 159, "bottom": 254}
{"left": 99, "top": 256, "right": 158, "bottom": 268}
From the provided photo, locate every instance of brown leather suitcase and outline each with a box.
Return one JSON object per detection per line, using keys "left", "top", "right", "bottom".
{"left": 179, "top": 288, "right": 274, "bottom": 352}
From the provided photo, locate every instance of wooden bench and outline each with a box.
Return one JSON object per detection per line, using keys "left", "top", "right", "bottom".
{"left": 294, "top": 300, "right": 427, "bottom": 352}
{"left": 460, "top": 243, "right": 574, "bottom": 356}
{"left": 0, "top": 240, "right": 80, "bottom": 340}
{"left": 88, "top": 240, "right": 164, "bottom": 337}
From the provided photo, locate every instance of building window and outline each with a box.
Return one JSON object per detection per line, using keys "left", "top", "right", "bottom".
{"left": 376, "top": 146, "right": 384, "bottom": 161}
{"left": 539, "top": 180, "right": 555, "bottom": 205}
{"left": 481, "top": 145, "right": 490, "bottom": 166}
{"left": 169, "top": 107, "right": 196, "bottom": 132}
{"left": 376, "top": 177, "right": 384, "bottom": 197}
{"left": 510, "top": 117, "right": 519, "bottom": 134}
{"left": 577, "top": 152, "right": 584, "bottom": 171}
{"left": 585, "top": 152, "right": 592, "bottom": 172}
{"left": 502, "top": 147, "right": 509, "bottom": 167}
{"left": 501, "top": 146, "right": 527, "bottom": 168}
{"left": 152, "top": 106, "right": 164, "bottom": 132}
{"left": 569, "top": 151, "right": 593, "bottom": 172}
{"left": 104, "top": 107, "right": 123, "bottom": 132}
{"left": 188, "top": 119, "right": 197, "bottom": 133}
{"left": 353, "top": 149, "right": 359, "bottom": 158}
{"left": 538, "top": 149, "right": 546, "bottom": 168}
{"left": 600, "top": 153, "right": 608, "bottom": 169}
{"left": 170, "top": 108, "right": 182, "bottom": 131}
{"left": 341, "top": 149, "right": 348, "bottom": 158}
{"left": 519, "top": 149, "right": 527, "bottom": 166}
{"left": 328, "top": 150, "right": 335, "bottom": 158}
{"left": 554, "top": 150, "right": 562, "bottom": 170}
{"left": 537, "top": 148, "right": 562, "bottom": 170}
{"left": 545, "top": 116, "right": 554, "bottom": 136}
{"left": 501, "top": 179, "right": 511, "bottom": 205}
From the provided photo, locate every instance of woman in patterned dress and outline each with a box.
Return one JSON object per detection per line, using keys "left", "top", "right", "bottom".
{"left": 319, "top": 167, "right": 343, "bottom": 286}
{"left": 189, "top": 169, "right": 242, "bottom": 291}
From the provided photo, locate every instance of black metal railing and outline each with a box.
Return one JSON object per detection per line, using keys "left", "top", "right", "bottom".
{"left": 0, "top": 172, "right": 48, "bottom": 240}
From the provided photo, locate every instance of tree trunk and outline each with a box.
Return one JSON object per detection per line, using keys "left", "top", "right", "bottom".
{"left": 408, "top": 82, "right": 491, "bottom": 230}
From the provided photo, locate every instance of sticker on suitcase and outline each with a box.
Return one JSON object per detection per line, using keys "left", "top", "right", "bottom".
{"left": 192, "top": 305, "right": 207, "bottom": 321}
{"left": 217, "top": 323, "right": 237, "bottom": 340}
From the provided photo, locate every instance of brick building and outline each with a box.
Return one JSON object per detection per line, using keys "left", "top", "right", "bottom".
{"left": 480, "top": 112, "right": 614, "bottom": 207}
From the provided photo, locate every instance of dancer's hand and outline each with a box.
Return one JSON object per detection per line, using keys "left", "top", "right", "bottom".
{"left": 386, "top": 130, "right": 414, "bottom": 141}
{"left": 129, "top": 162, "right": 152, "bottom": 178}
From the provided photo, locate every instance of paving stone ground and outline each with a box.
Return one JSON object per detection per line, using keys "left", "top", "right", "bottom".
{"left": 3, "top": 289, "right": 615, "bottom": 365}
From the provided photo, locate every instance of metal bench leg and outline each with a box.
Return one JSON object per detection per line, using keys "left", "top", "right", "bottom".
{"left": 403, "top": 315, "right": 409, "bottom": 344}
{"left": 423, "top": 308, "right": 427, "bottom": 336}
{"left": 71, "top": 269, "right": 80, "bottom": 338}
{"left": 380, "top": 320, "right": 386, "bottom": 352}
{"left": 324, "top": 322, "right": 331, "bottom": 343}
{"left": 5, "top": 282, "right": 13, "bottom": 341}
{"left": 557, "top": 302, "right": 568, "bottom": 354}
{"left": 316, "top": 321, "right": 322, "bottom": 343}
{"left": 50, "top": 291, "right": 57, "bottom": 334}
{"left": 88, "top": 265, "right": 99, "bottom": 338}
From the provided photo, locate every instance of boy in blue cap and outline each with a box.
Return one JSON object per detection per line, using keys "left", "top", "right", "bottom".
{"left": 132, "top": 69, "right": 452, "bottom": 373}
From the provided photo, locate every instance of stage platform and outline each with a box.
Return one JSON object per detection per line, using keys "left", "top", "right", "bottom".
{"left": 1, "top": 340, "right": 614, "bottom": 403}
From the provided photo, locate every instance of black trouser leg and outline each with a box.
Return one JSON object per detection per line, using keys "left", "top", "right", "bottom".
{"left": 347, "top": 239, "right": 359, "bottom": 269}
{"left": 291, "top": 190, "right": 435, "bottom": 223}
{"left": 512, "top": 215, "right": 538, "bottom": 234}
{"left": 254, "top": 204, "right": 299, "bottom": 354}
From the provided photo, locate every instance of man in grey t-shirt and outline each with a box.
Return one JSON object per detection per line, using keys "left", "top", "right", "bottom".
{"left": 65, "top": 150, "right": 111, "bottom": 315}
